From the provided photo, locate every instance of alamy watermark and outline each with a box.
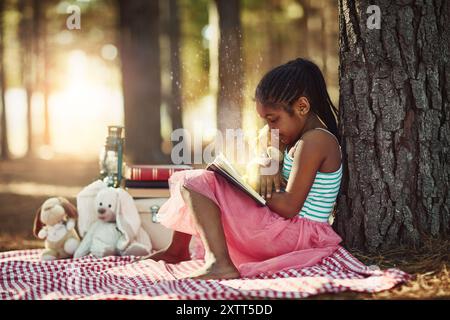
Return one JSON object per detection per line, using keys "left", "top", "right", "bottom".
{"left": 367, "top": 5, "right": 381, "bottom": 30}
{"left": 66, "top": 5, "right": 81, "bottom": 30}
{"left": 170, "top": 128, "right": 280, "bottom": 175}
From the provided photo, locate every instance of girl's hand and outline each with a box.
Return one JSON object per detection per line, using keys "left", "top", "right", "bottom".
{"left": 259, "top": 160, "right": 287, "bottom": 199}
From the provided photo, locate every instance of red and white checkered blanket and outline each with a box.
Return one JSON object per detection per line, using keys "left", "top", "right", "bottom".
{"left": 0, "top": 246, "right": 410, "bottom": 300}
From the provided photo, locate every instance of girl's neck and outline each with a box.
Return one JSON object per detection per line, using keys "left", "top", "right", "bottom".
{"left": 290, "top": 114, "right": 326, "bottom": 149}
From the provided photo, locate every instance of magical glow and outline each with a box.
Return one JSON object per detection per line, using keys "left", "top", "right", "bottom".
{"left": 5, "top": 50, "right": 124, "bottom": 159}
{"left": 101, "top": 44, "right": 118, "bottom": 61}
{"left": 182, "top": 94, "right": 217, "bottom": 143}
{"left": 5, "top": 89, "right": 27, "bottom": 157}
{"left": 48, "top": 50, "right": 123, "bottom": 157}
{"left": 201, "top": 25, "right": 213, "bottom": 41}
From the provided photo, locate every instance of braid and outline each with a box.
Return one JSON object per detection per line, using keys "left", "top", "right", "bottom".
{"left": 308, "top": 63, "right": 340, "bottom": 141}
{"left": 255, "top": 58, "right": 340, "bottom": 142}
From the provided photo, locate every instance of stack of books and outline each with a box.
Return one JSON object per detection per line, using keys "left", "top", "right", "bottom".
{"left": 124, "top": 163, "right": 193, "bottom": 250}
{"left": 124, "top": 164, "right": 193, "bottom": 198}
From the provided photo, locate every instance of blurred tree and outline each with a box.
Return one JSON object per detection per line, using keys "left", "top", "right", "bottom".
{"left": 36, "top": 0, "right": 50, "bottom": 147}
{"left": 336, "top": 0, "right": 450, "bottom": 252}
{"left": 319, "top": 1, "right": 327, "bottom": 77}
{"left": 208, "top": 0, "right": 218, "bottom": 99}
{"left": 266, "top": 0, "right": 283, "bottom": 68}
{"left": 295, "top": 0, "right": 309, "bottom": 59}
{"left": 215, "top": 0, "right": 243, "bottom": 133}
{"left": 168, "top": 0, "right": 183, "bottom": 131}
{"left": 18, "top": 0, "right": 34, "bottom": 157}
{"left": 28, "top": 0, "right": 51, "bottom": 148}
{"left": 0, "top": 0, "right": 8, "bottom": 160}
{"left": 118, "top": 0, "right": 168, "bottom": 164}
{"left": 178, "top": 0, "right": 209, "bottom": 106}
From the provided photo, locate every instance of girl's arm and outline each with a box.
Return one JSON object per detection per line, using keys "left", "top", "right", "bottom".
{"left": 266, "top": 133, "right": 325, "bottom": 219}
{"left": 265, "top": 192, "right": 296, "bottom": 218}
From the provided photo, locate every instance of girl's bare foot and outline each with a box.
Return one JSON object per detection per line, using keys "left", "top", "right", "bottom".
{"left": 188, "top": 261, "right": 240, "bottom": 280}
{"left": 144, "top": 248, "right": 191, "bottom": 264}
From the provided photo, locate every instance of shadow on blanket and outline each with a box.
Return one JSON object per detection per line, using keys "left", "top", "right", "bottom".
{"left": 0, "top": 246, "right": 410, "bottom": 300}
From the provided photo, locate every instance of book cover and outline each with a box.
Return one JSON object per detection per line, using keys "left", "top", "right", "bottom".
{"left": 124, "top": 180, "right": 169, "bottom": 188}
{"left": 206, "top": 153, "right": 266, "bottom": 206}
{"left": 126, "top": 187, "right": 170, "bottom": 198}
{"left": 124, "top": 164, "right": 193, "bottom": 181}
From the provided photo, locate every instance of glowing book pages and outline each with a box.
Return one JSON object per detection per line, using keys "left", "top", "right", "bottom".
{"left": 206, "top": 153, "right": 266, "bottom": 206}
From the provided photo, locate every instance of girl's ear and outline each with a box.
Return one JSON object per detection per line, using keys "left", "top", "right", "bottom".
{"left": 294, "top": 97, "right": 310, "bottom": 117}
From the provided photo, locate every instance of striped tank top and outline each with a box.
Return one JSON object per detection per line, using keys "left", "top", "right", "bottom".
{"left": 280, "top": 128, "right": 342, "bottom": 223}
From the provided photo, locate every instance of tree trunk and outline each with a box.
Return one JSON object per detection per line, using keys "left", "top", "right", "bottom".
{"left": 0, "top": 0, "right": 8, "bottom": 160}
{"left": 267, "top": 0, "right": 283, "bottom": 68}
{"left": 19, "top": 0, "right": 34, "bottom": 157}
{"left": 38, "top": 0, "right": 50, "bottom": 146}
{"left": 320, "top": 2, "right": 327, "bottom": 78}
{"left": 168, "top": 0, "right": 183, "bottom": 132}
{"left": 295, "top": 0, "right": 310, "bottom": 59}
{"left": 208, "top": 0, "right": 219, "bottom": 98}
{"left": 336, "top": 0, "right": 450, "bottom": 252}
{"left": 33, "top": 0, "right": 51, "bottom": 149}
{"left": 118, "top": 0, "right": 168, "bottom": 164}
{"left": 215, "top": 0, "right": 243, "bottom": 133}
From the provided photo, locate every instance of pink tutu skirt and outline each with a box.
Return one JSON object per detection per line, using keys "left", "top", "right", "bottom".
{"left": 157, "top": 169, "right": 342, "bottom": 278}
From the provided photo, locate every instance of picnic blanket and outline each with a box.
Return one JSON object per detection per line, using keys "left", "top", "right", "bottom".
{"left": 0, "top": 246, "right": 410, "bottom": 300}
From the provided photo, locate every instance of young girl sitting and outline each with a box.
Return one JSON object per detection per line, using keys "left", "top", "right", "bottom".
{"left": 148, "top": 58, "right": 343, "bottom": 280}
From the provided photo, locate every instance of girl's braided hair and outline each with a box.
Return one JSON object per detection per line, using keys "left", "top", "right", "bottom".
{"left": 255, "top": 58, "right": 339, "bottom": 142}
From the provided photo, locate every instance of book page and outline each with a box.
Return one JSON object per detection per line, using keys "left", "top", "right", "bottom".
{"left": 208, "top": 153, "right": 266, "bottom": 205}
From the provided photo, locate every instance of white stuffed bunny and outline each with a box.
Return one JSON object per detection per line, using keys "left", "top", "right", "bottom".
{"left": 33, "top": 197, "right": 80, "bottom": 261}
{"left": 74, "top": 185, "right": 152, "bottom": 258}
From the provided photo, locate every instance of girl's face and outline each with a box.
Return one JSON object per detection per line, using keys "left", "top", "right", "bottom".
{"left": 256, "top": 100, "right": 307, "bottom": 148}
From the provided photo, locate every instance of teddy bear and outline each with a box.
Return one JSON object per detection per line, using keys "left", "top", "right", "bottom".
{"left": 74, "top": 186, "right": 152, "bottom": 258}
{"left": 33, "top": 197, "right": 81, "bottom": 261}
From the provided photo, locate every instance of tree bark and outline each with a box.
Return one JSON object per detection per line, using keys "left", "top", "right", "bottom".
{"left": 215, "top": 0, "right": 243, "bottom": 133}
{"left": 336, "top": 0, "right": 450, "bottom": 252}
{"left": 0, "top": 0, "right": 8, "bottom": 160}
{"left": 118, "top": 0, "right": 168, "bottom": 164}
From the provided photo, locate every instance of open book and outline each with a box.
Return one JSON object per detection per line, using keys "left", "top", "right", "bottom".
{"left": 206, "top": 153, "right": 266, "bottom": 206}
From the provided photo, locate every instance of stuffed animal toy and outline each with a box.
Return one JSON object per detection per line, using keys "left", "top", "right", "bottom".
{"left": 33, "top": 197, "right": 80, "bottom": 261}
{"left": 74, "top": 185, "right": 152, "bottom": 258}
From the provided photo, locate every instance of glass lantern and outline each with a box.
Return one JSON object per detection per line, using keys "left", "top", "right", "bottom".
{"left": 99, "top": 126, "right": 125, "bottom": 188}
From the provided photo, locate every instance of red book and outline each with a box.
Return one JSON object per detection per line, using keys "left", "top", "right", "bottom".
{"left": 124, "top": 164, "right": 193, "bottom": 181}
{"left": 124, "top": 180, "right": 169, "bottom": 188}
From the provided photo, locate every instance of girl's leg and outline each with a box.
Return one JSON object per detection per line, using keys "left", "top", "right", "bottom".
{"left": 180, "top": 185, "right": 240, "bottom": 280}
{"left": 146, "top": 230, "right": 192, "bottom": 263}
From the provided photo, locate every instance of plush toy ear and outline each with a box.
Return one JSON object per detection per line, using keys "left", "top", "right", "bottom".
{"left": 33, "top": 206, "right": 44, "bottom": 238}
{"left": 59, "top": 197, "right": 78, "bottom": 219}
{"left": 115, "top": 188, "right": 140, "bottom": 247}
{"left": 76, "top": 179, "right": 108, "bottom": 238}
